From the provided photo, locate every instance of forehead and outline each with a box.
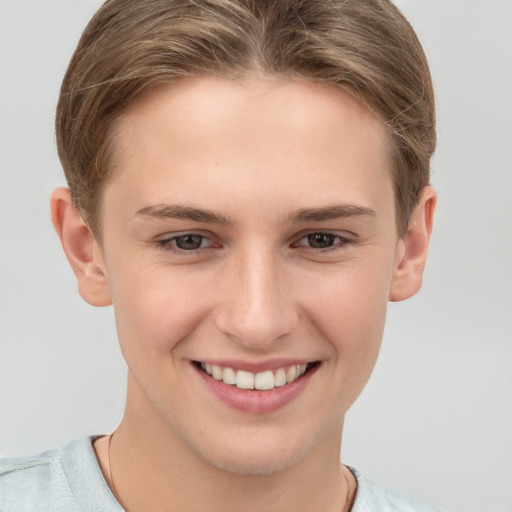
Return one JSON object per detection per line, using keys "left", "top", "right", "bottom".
{"left": 107, "top": 76, "right": 393, "bottom": 219}
{"left": 118, "top": 76, "right": 389, "bottom": 153}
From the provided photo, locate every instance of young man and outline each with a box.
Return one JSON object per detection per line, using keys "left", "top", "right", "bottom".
{"left": 1, "top": 0, "right": 439, "bottom": 510}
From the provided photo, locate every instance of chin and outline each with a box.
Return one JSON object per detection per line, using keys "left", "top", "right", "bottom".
{"left": 201, "top": 447, "right": 304, "bottom": 476}
{"left": 190, "top": 428, "right": 324, "bottom": 477}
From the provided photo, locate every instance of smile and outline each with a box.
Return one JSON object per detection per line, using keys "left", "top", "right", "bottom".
{"left": 193, "top": 360, "right": 321, "bottom": 414}
{"left": 197, "top": 362, "right": 317, "bottom": 391}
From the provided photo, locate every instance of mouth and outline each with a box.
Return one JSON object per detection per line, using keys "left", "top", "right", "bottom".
{"left": 193, "top": 361, "right": 320, "bottom": 391}
{"left": 192, "top": 360, "right": 321, "bottom": 414}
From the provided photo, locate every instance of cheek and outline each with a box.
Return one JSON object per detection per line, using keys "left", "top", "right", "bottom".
{"left": 303, "top": 255, "right": 392, "bottom": 338}
{"left": 108, "top": 262, "right": 210, "bottom": 357}
{"left": 312, "top": 277, "right": 388, "bottom": 370}
{"left": 301, "top": 258, "right": 393, "bottom": 396}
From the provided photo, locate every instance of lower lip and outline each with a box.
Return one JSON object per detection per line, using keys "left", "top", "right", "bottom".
{"left": 193, "top": 364, "right": 320, "bottom": 414}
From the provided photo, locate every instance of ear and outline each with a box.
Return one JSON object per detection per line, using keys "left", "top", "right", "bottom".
{"left": 50, "top": 187, "right": 112, "bottom": 307}
{"left": 389, "top": 186, "right": 437, "bottom": 302}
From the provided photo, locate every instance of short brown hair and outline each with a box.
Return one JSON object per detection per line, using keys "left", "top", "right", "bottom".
{"left": 56, "top": 0, "right": 435, "bottom": 238}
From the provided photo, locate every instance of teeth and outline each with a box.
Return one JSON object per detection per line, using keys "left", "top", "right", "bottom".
{"left": 286, "top": 365, "right": 297, "bottom": 383}
{"left": 222, "top": 367, "right": 236, "bottom": 385}
{"left": 200, "top": 362, "right": 313, "bottom": 390}
{"left": 236, "top": 370, "right": 255, "bottom": 390}
{"left": 254, "top": 370, "right": 274, "bottom": 390}
{"left": 274, "top": 368, "right": 286, "bottom": 387}
{"left": 212, "top": 365, "right": 223, "bottom": 380}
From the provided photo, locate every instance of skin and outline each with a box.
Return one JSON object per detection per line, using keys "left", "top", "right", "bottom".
{"left": 51, "top": 76, "right": 435, "bottom": 512}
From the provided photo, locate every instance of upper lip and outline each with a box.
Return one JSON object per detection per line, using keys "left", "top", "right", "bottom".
{"left": 192, "top": 358, "right": 319, "bottom": 373}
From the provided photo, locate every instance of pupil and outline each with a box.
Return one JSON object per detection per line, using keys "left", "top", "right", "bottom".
{"left": 176, "top": 234, "right": 203, "bottom": 250}
{"left": 308, "top": 233, "right": 335, "bottom": 248}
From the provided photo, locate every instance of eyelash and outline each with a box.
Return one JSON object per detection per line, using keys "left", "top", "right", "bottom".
{"left": 155, "top": 231, "right": 353, "bottom": 255}
{"left": 293, "top": 232, "right": 352, "bottom": 251}
{"left": 155, "top": 233, "right": 214, "bottom": 254}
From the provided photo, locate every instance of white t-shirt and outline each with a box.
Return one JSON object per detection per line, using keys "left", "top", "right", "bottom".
{"left": 0, "top": 437, "right": 442, "bottom": 511}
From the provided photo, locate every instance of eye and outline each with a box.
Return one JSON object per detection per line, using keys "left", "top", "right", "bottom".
{"left": 156, "top": 233, "right": 213, "bottom": 253}
{"left": 295, "top": 232, "right": 349, "bottom": 250}
{"left": 306, "top": 233, "right": 337, "bottom": 249}
{"left": 173, "top": 234, "right": 205, "bottom": 250}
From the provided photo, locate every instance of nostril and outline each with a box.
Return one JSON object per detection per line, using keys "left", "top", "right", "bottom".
{"left": 214, "top": 307, "right": 300, "bottom": 349}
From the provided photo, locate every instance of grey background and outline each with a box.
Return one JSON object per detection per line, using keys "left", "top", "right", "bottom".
{"left": 0, "top": 1, "right": 510, "bottom": 511}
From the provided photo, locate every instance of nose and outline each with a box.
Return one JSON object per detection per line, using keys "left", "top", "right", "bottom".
{"left": 214, "top": 247, "right": 299, "bottom": 350}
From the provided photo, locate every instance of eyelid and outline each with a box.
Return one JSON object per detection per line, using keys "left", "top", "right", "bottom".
{"left": 292, "top": 230, "right": 355, "bottom": 250}
{"left": 153, "top": 228, "right": 216, "bottom": 242}
{"left": 154, "top": 230, "right": 219, "bottom": 254}
{"left": 152, "top": 229, "right": 356, "bottom": 255}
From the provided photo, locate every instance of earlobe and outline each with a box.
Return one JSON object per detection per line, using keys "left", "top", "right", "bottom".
{"left": 50, "top": 187, "right": 112, "bottom": 307}
{"left": 389, "top": 186, "right": 437, "bottom": 302}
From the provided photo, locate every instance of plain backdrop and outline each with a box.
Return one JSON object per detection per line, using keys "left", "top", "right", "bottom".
{"left": 0, "top": 1, "right": 510, "bottom": 511}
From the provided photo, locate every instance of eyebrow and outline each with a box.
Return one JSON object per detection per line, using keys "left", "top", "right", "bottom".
{"left": 135, "top": 204, "right": 232, "bottom": 225}
{"left": 134, "top": 203, "right": 377, "bottom": 225}
{"left": 290, "top": 204, "right": 377, "bottom": 223}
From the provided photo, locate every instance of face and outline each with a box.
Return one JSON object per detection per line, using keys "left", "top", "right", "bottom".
{"left": 96, "top": 77, "right": 404, "bottom": 474}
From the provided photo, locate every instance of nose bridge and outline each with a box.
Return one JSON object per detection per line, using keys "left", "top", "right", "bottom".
{"left": 215, "top": 243, "right": 298, "bottom": 348}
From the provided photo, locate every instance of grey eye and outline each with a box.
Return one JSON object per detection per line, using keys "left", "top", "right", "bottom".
{"left": 174, "top": 234, "right": 204, "bottom": 250}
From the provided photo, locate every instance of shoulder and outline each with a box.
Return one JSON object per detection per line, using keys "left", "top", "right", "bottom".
{"left": 0, "top": 443, "right": 76, "bottom": 511}
{"left": 349, "top": 467, "right": 444, "bottom": 512}
{"left": 0, "top": 437, "right": 121, "bottom": 512}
